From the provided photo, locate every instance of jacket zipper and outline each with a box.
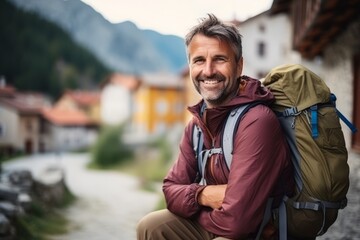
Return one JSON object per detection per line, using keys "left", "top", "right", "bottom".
{"left": 201, "top": 109, "right": 218, "bottom": 184}
{"left": 208, "top": 136, "right": 220, "bottom": 184}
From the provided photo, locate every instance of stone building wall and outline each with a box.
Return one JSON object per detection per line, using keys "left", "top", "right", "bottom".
{"left": 321, "top": 18, "right": 360, "bottom": 149}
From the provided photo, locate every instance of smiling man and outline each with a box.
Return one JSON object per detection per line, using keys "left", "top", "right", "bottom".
{"left": 189, "top": 32, "right": 242, "bottom": 108}
{"left": 137, "top": 14, "right": 294, "bottom": 240}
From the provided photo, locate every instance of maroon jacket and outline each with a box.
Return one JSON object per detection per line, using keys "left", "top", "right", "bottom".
{"left": 163, "top": 77, "right": 294, "bottom": 239}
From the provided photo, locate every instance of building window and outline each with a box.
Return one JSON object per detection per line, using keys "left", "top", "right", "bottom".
{"left": 156, "top": 99, "right": 168, "bottom": 115}
{"left": 259, "top": 24, "right": 265, "bottom": 33}
{"left": 0, "top": 122, "right": 4, "bottom": 137}
{"left": 26, "top": 119, "right": 32, "bottom": 132}
{"left": 39, "top": 119, "right": 47, "bottom": 134}
{"left": 257, "top": 41, "right": 266, "bottom": 57}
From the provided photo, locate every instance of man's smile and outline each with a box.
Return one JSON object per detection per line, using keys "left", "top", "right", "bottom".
{"left": 202, "top": 80, "right": 222, "bottom": 84}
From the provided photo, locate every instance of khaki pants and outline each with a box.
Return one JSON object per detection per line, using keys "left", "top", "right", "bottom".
{"left": 136, "top": 209, "right": 231, "bottom": 240}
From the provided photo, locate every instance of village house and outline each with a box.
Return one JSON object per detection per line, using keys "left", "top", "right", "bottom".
{"left": 234, "top": 11, "right": 301, "bottom": 78}
{"left": 100, "top": 73, "right": 141, "bottom": 126}
{"left": 0, "top": 81, "right": 51, "bottom": 155}
{"left": 181, "top": 68, "right": 201, "bottom": 124}
{"left": 101, "top": 72, "right": 184, "bottom": 143}
{"left": 54, "top": 90, "right": 101, "bottom": 124}
{"left": 0, "top": 79, "right": 100, "bottom": 155}
{"left": 131, "top": 73, "right": 184, "bottom": 141}
{"left": 40, "top": 89, "right": 102, "bottom": 152}
{"left": 41, "top": 107, "right": 98, "bottom": 152}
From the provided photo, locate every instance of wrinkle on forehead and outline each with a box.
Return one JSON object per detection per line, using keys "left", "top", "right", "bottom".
{"left": 188, "top": 34, "right": 233, "bottom": 61}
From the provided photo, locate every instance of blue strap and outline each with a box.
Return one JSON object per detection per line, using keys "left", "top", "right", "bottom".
{"left": 336, "top": 109, "right": 358, "bottom": 133}
{"left": 331, "top": 94, "right": 357, "bottom": 133}
{"left": 310, "top": 105, "right": 318, "bottom": 138}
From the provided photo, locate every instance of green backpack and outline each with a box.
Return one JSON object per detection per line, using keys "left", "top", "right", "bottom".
{"left": 263, "top": 64, "right": 356, "bottom": 239}
{"left": 192, "top": 64, "right": 357, "bottom": 239}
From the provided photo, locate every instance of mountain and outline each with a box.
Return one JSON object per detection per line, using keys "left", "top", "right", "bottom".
{"left": 143, "top": 29, "right": 188, "bottom": 73}
{"left": 8, "top": 0, "right": 188, "bottom": 74}
{"left": 0, "top": 0, "right": 110, "bottom": 98}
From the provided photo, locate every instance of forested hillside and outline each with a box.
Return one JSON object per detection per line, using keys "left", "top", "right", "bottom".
{"left": 0, "top": 0, "right": 110, "bottom": 98}
{"left": 9, "top": 0, "right": 188, "bottom": 75}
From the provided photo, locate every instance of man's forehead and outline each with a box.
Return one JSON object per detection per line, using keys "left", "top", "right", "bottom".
{"left": 188, "top": 35, "right": 232, "bottom": 57}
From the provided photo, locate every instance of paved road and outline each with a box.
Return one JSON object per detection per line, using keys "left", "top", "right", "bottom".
{"left": 3, "top": 153, "right": 160, "bottom": 240}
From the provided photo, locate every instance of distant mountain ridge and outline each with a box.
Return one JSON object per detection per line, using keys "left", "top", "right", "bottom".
{"left": 9, "top": 0, "right": 187, "bottom": 74}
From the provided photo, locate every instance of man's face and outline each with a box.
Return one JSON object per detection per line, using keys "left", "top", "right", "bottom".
{"left": 187, "top": 34, "right": 243, "bottom": 108}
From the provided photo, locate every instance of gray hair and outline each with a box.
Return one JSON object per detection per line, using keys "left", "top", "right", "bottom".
{"left": 185, "top": 14, "right": 243, "bottom": 62}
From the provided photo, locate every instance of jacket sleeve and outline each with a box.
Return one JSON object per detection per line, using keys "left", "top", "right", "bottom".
{"left": 163, "top": 122, "right": 206, "bottom": 218}
{"left": 197, "top": 105, "right": 291, "bottom": 239}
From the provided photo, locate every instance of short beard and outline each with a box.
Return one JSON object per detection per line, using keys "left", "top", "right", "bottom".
{"left": 194, "top": 73, "right": 229, "bottom": 106}
{"left": 196, "top": 72, "right": 226, "bottom": 83}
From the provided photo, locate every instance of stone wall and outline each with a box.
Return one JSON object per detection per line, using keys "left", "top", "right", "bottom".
{"left": 0, "top": 168, "right": 66, "bottom": 239}
{"left": 321, "top": 18, "right": 360, "bottom": 148}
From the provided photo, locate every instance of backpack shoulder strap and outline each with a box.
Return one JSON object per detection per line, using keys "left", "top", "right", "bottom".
{"left": 192, "top": 124, "right": 203, "bottom": 175}
{"left": 192, "top": 103, "right": 256, "bottom": 177}
{"left": 222, "top": 103, "right": 256, "bottom": 169}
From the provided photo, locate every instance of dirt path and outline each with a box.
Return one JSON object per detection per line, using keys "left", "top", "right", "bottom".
{"left": 3, "top": 153, "right": 160, "bottom": 240}
{"left": 4, "top": 152, "right": 360, "bottom": 239}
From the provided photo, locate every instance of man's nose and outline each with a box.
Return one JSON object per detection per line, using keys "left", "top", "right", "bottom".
{"left": 202, "top": 61, "right": 215, "bottom": 77}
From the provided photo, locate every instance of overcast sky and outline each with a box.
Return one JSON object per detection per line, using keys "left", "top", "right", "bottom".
{"left": 80, "top": 0, "right": 273, "bottom": 37}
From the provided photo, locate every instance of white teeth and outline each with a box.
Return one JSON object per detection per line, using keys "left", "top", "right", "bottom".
{"left": 204, "top": 80, "right": 220, "bottom": 84}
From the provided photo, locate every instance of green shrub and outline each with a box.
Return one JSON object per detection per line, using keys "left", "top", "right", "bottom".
{"left": 91, "top": 124, "right": 133, "bottom": 168}
{"left": 151, "top": 137, "right": 174, "bottom": 166}
{"left": 133, "top": 135, "right": 176, "bottom": 191}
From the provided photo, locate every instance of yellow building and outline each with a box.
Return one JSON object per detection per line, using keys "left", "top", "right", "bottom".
{"left": 132, "top": 73, "right": 185, "bottom": 138}
{"left": 181, "top": 68, "right": 202, "bottom": 124}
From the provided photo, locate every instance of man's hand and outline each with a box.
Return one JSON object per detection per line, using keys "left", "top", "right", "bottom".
{"left": 198, "top": 184, "right": 227, "bottom": 209}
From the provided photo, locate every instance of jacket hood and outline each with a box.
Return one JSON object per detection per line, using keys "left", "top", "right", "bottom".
{"left": 188, "top": 76, "right": 274, "bottom": 116}
{"left": 187, "top": 76, "right": 274, "bottom": 138}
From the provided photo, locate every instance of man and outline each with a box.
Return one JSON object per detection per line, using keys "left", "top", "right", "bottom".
{"left": 137, "top": 14, "right": 293, "bottom": 240}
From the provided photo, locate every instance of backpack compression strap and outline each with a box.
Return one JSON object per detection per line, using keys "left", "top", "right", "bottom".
{"left": 330, "top": 94, "right": 357, "bottom": 133}
{"left": 280, "top": 93, "right": 357, "bottom": 138}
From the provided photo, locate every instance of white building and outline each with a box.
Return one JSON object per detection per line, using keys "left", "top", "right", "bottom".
{"left": 236, "top": 11, "right": 300, "bottom": 79}
{"left": 100, "top": 73, "right": 140, "bottom": 126}
{"left": 234, "top": 10, "right": 325, "bottom": 80}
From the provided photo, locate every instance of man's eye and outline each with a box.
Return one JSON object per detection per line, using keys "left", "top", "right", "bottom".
{"left": 215, "top": 58, "right": 226, "bottom": 62}
{"left": 193, "top": 59, "right": 204, "bottom": 64}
